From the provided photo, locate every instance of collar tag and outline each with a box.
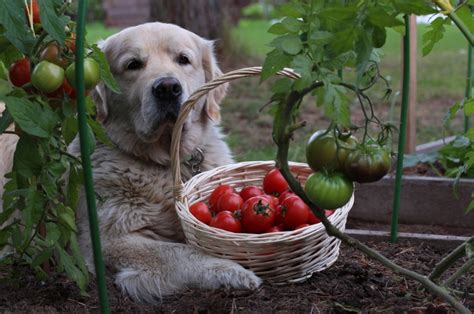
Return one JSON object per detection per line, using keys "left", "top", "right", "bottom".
{"left": 185, "top": 147, "right": 204, "bottom": 176}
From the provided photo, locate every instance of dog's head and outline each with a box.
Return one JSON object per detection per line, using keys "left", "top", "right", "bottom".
{"left": 93, "top": 22, "right": 227, "bottom": 164}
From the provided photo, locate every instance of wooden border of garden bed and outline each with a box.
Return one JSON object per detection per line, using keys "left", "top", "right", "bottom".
{"left": 350, "top": 175, "right": 474, "bottom": 229}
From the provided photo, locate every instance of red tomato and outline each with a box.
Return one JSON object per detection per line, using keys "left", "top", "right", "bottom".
{"left": 25, "top": 0, "right": 40, "bottom": 25}
{"left": 261, "top": 194, "right": 279, "bottom": 208}
{"left": 295, "top": 223, "right": 310, "bottom": 230}
{"left": 274, "top": 204, "right": 285, "bottom": 225}
{"left": 209, "top": 185, "right": 234, "bottom": 210}
{"left": 263, "top": 168, "right": 289, "bottom": 196}
{"left": 9, "top": 58, "right": 31, "bottom": 87}
{"left": 280, "top": 196, "right": 310, "bottom": 229}
{"left": 189, "top": 202, "right": 212, "bottom": 225}
{"left": 325, "top": 209, "right": 335, "bottom": 217}
{"left": 266, "top": 225, "right": 284, "bottom": 233}
{"left": 239, "top": 185, "right": 264, "bottom": 201}
{"left": 47, "top": 79, "right": 75, "bottom": 99}
{"left": 209, "top": 211, "right": 242, "bottom": 233}
{"left": 216, "top": 193, "right": 243, "bottom": 213}
{"left": 279, "top": 190, "right": 295, "bottom": 203}
{"left": 241, "top": 196, "right": 275, "bottom": 233}
{"left": 307, "top": 210, "right": 321, "bottom": 224}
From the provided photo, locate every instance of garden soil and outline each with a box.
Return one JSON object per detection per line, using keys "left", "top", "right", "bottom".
{"left": 1, "top": 232, "right": 472, "bottom": 313}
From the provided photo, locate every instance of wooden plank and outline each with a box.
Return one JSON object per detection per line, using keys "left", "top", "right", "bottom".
{"left": 404, "top": 15, "right": 417, "bottom": 153}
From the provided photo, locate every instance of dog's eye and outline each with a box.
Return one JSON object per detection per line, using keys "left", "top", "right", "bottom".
{"left": 126, "top": 59, "right": 144, "bottom": 71}
{"left": 178, "top": 54, "right": 190, "bottom": 65}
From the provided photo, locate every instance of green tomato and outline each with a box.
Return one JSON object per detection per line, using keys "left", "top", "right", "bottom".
{"left": 306, "top": 129, "right": 358, "bottom": 172}
{"left": 31, "top": 61, "right": 65, "bottom": 93}
{"left": 344, "top": 144, "right": 391, "bottom": 183}
{"left": 304, "top": 171, "right": 353, "bottom": 209}
{"left": 66, "top": 58, "right": 101, "bottom": 90}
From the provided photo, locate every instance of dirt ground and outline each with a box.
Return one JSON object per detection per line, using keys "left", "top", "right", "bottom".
{"left": 1, "top": 228, "right": 472, "bottom": 313}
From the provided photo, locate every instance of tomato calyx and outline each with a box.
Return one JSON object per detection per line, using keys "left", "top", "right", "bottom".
{"left": 252, "top": 199, "right": 272, "bottom": 216}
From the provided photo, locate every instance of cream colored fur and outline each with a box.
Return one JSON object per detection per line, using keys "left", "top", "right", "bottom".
{"left": 0, "top": 23, "right": 261, "bottom": 303}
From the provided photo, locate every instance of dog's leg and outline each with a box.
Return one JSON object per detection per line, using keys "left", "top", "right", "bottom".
{"left": 103, "top": 235, "right": 262, "bottom": 303}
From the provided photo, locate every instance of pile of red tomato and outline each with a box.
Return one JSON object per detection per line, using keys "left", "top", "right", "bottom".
{"left": 190, "top": 168, "right": 334, "bottom": 233}
{"left": 8, "top": 0, "right": 100, "bottom": 100}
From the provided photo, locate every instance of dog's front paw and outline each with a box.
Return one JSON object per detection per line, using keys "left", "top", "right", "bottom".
{"left": 200, "top": 260, "right": 262, "bottom": 291}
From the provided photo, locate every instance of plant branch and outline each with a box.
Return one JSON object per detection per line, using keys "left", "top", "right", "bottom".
{"left": 444, "top": 257, "right": 474, "bottom": 287}
{"left": 429, "top": 237, "right": 473, "bottom": 282}
{"left": 272, "top": 83, "right": 471, "bottom": 314}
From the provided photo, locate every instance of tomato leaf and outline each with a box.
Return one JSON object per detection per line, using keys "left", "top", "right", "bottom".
{"left": 392, "top": 0, "right": 437, "bottom": 15}
{"left": 422, "top": 17, "right": 450, "bottom": 56}
{"left": 5, "top": 96, "right": 59, "bottom": 138}
{"left": 13, "top": 136, "right": 44, "bottom": 178}
{"left": 0, "top": 0, "right": 35, "bottom": 54}
{"left": 90, "top": 44, "right": 121, "bottom": 94}
{"left": 0, "top": 108, "right": 13, "bottom": 134}
{"left": 87, "top": 117, "right": 113, "bottom": 146}
{"left": 268, "top": 22, "right": 288, "bottom": 35}
{"left": 463, "top": 98, "right": 474, "bottom": 116}
{"left": 367, "top": 7, "right": 404, "bottom": 28}
{"left": 38, "top": 0, "right": 67, "bottom": 46}
{"left": 261, "top": 48, "right": 293, "bottom": 82}
{"left": 56, "top": 245, "right": 88, "bottom": 292}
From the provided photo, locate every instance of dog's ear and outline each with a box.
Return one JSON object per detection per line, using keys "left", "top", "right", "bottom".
{"left": 91, "top": 82, "right": 108, "bottom": 123}
{"left": 202, "top": 40, "right": 227, "bottom": 122}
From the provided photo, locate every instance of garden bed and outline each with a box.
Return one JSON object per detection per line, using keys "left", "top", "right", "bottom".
{"left": 1, "top": 236, "right": 472, "bottom": 313}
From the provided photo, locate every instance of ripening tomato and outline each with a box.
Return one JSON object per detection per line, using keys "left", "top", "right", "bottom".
{"left": 39, "top": 43, "right": 69, "bottom": 68}
{"left": 280, "top": 195, "right": 310, "bottom": 229}
{"left": 65, "top": 33, "right": 76, "bottom": 52}
{"left": 25, "top": 0, "right": 40, "bottom": 25}
{"left": 209, "top": 184, "right": 235, "bottom": 210}
{"left": 189, "top": 202, "right": 212, "bottom": 225}
{"left": 344, "top": 144, "right": 391, "bottom": 183}
{"left": 216, "top": 193, "right": 243, "bottom": 213}
{"left": 241, "top": 196, "right": 275, "bottom": 233}
{"left": 9, "top": 58, "right": 30, "bottom": 87}
{"left": 66, "top": 58, "right": 101, "bottom": 90}
{"left": 306, "top": 129, "right": 358, "bottom": 172}
{"left": 47, "top": 79, "right": 75, "bottom": 99}
{"left": 304, "top": 171, "right": 353, "bottom": 209}
{"left": 239, "top": 185, "right": 264, "bottom": 201}
{"left": 31, "top": 61, "right": 65, "bottom": 93}
{"left": 209, "top": 211, "right": 242, "bottom": 233}
{"left": 263, "top": 168, "right": 289, "bottom": 196}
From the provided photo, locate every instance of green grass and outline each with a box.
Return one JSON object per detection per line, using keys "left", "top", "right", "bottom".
{"left": 86, "top": 22, "right": 119, "bottom": 44}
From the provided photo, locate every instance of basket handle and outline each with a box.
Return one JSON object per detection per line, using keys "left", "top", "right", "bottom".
{"left": 171, "top": 66, "right": 300, "bottom": 200}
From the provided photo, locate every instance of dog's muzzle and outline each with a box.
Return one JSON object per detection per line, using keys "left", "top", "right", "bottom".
{"left": 152, "top": 77, "right": 182, "bottom": 122}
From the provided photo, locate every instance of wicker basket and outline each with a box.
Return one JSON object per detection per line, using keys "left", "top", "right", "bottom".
{"left": 171, "top": 67, "right": 354, "bottom": 284}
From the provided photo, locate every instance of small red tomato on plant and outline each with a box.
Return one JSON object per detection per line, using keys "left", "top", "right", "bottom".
{"left": 209, "top": 211, "right": 242, "bottom": 233}
{"left": 39, "top": 43, "right": 69, "bottom": 69}
{"left": 189, "top": 202, "right": 212, "bottom": 225}
{"left": 208, "top": 184, "right": 234, "bottom": 210}
{"left": 263, "top": 168, "right": 289, "bottom": 196}
{"left": 239, "top": 185, "right": 264, "bottom": 201}
{"left": 25, "top": 0, "right": 40, "bottom": 25}
{"left": 216, "top": 193, "right": 243, "bottom": 213}
{"left": 9, "top": 58, "right": 31, "bottom": 87}
{"left": 280, "top": 195, "right": 310, "bottom": 229}
{"left": 241, "top": 196, "right": 275, "bottom": 233}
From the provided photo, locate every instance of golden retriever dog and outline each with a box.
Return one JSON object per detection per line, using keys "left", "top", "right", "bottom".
{"left": 0, "top": 22, "right": 261, "bottom": 302}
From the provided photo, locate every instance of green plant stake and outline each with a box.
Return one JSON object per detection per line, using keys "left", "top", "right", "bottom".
{"left": 390, "top": 15, "right": 411, "bottom": 243}
{"left": 76, "top": 0, "right": 110, "bottom": 313}
{"left": 465, "top": 27, "right": 472, "bottom": 132}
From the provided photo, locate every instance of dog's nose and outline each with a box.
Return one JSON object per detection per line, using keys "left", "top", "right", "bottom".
{"left": 152, "top": 77, "right": 182, "bottom": 101}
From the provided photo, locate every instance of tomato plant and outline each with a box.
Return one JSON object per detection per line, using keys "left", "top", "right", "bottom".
{"left": 263, "top": 168, "right": 289, "bottom": 196}
{"left": 9, "top": 58, "right": 30, "bottom": 87}
{"left": 39, "top": 43, "right": 69, "bottom": 68}
{"left": 344, "top": 144, "right": 391, "bottom": 183}
{"left": 209, "top": 211, "right": 242, "bottom": 233}
{"left": 304, "top": 171, "right": 353, "bottom": 210}
{"left": 241, "top": 196, "right": 275, "bottom": 233}
{"left": 189, "top": 202, "right": 212, "bottom": 225}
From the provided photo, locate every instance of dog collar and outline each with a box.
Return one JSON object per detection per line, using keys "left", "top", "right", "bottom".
{"left": 184, "top": 147, "right": 204, "bottom": 176}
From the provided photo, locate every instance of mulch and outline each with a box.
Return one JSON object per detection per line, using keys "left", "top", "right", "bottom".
{"left": 1, "top": 234, "right": 472, "bottom": 313}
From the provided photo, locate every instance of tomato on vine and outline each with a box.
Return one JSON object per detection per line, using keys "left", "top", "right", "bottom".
{"left": 31, "top": 61, "right": 65, "bottom": 93}
{"left": 66, "top": 58, "right": 101, "bottom": 90}
{"left": 344, "top": 144, "right": 391, "bottom": 183}
{"left": 304, "top": 171, "right": 353, "bottom": 209}
{"left": 40, "top": 43, "right": 69, "bottom": 69}
{"left": 25, "top": 0, "right": 40, "bottom": 25}
{"left": 306, "top": 129, "right": 358, "bottom": 172}
{"left": 9, "top": 58, "right": 31, "bottom": 87}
